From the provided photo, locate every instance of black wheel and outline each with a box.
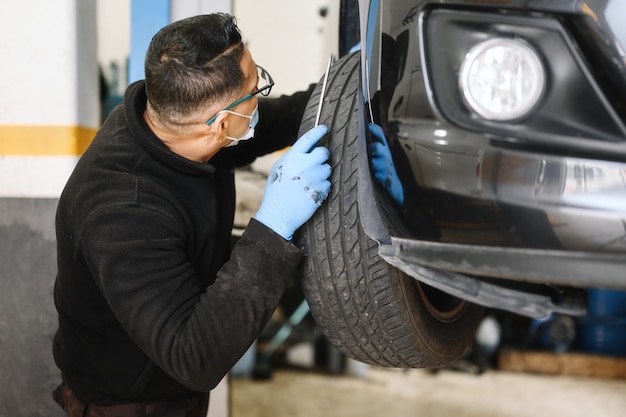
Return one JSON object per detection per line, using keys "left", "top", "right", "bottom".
{"left": 297, "top": 52, "right": 484, "bottom": 368}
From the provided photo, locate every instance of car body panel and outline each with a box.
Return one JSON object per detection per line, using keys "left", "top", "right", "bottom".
{"left": 353, "top": 0, "right": 626, "bottom": 299}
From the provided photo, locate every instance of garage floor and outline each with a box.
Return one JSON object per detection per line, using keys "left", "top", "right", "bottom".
{"left": 231, "top": 365, "right": 626, "bottom": 417}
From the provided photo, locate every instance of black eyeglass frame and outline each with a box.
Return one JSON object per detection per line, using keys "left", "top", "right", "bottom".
{"left": 206, "top": 65, "right": 274, "bottom": 125}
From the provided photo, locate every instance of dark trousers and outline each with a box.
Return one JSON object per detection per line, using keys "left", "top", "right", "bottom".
{"left": 53, "top": 383, "right": 209, "bottom": 417}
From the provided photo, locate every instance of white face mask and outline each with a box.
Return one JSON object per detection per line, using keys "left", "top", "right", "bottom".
{"left": 215, "top": 104, "right": 259, "bottom": 147}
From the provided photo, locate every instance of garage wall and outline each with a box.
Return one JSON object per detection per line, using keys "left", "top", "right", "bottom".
{"left": 122, "top": 0, "right": 339, "bottom": 97}
{"left": 233, "top": 0, "right": 339, "bottom": 96}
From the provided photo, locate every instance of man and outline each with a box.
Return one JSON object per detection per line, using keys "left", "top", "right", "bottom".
{"left": 52, "top": 13, "right": 331, "bottom": 417}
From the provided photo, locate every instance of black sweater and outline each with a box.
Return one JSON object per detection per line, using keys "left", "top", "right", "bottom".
{"left": 53, "top": 80, "right": 312, "bottom": 405}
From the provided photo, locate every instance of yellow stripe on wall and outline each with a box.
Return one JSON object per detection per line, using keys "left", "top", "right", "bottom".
{"left": 0, "top": 125, "right": 97, "bottom": 156}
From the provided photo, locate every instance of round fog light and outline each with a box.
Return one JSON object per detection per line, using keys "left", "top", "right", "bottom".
{"left": 459, "top": 38, "right": 545, "bottom": 121}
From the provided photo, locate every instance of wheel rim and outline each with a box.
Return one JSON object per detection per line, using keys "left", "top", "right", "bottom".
{"left": 416, "top": 281, "right": 469, "bottom": 324}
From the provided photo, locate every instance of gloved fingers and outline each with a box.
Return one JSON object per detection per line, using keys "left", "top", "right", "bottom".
{"left": 299, "top": 163, "right": 332, "bottom": 204}
{"left": 291, "top": 125, "right": 329, "bottom": 153}
{"left": 284, "top": 148, "right": 330, "bottom": 174}
{"left": 269, "top": 154, "right": 329, "bottom": 189}
{"left": 374, "top": 169, "right": 390, "bottom": 185}
{"left": 309, "top": 179, "right": 331, "bottom": 206}
{"left": 371, "top": 157, "right": 388, "bottom": 173}
{"left": 303, "top": 162, "right": 332, "bottom": 182}
{"left": 368, "top": 123, "right": 387, "bottom": 145}
{"left": 369, "top": 142, "right": 389, "bottom": 160}
{"left": 369, "top": 148, "right": 393, "bottom": 175}
{"left": 318, "top": 179, "right": 331, "bottom": 200}
{"left": 321, "top": 178, "right": 331, "bottom": 194}
{"left": 308, "top": 145, "right": 331, "bottom": 164}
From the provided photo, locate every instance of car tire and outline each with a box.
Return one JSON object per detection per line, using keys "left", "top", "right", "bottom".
{"left": 297, "top": 51, "right": 485, "bottom": 368}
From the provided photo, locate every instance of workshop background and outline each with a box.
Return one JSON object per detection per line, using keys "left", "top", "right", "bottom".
{"left": 1, "top": 1, "right": 625, "bottom": 417}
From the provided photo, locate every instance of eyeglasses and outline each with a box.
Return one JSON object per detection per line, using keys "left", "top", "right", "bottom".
{"left": 206, "top": 65, "right": 274, "bottom": 125}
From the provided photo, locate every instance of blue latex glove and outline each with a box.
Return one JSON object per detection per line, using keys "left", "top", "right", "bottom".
{"left": 368, "top": 123, "right": 405, "bottom": 206}
{"left": 255, "top": 125, "right": 332, "bottom": 240}
{"left": 349, "top": 42, "right": 361, "bottom": 53}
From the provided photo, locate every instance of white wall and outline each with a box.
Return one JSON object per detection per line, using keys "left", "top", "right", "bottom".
{"left": 234, "top": 0, "right": 339, "bottom": 96}
{"left": 0, "top": 0, "right": 99, "bottom": 198}
{"left": 96, "top": 0, "right": 339, "bottom": 97}
{"left": 0, "top": 1, "right": 98, "bottom": 127}
{"left": 97, "top": 0, "right": 131, "bottom": 96}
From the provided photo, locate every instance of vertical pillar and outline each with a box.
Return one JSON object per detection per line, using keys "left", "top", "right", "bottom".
{"left": 128, "top": 0, "right": 170, "bottom": 84}
{"left": 129, "top": 0, "right": 233, "bottom": 85}
{"left": 0, "top": 0, "right": 99, "bottom": 197}
{"left": 0, "top": 1, "right": 98, "bottom": 416}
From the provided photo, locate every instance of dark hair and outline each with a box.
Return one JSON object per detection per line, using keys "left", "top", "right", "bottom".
{"left": 144, "top": 13, "right": 245, "bottom": 124}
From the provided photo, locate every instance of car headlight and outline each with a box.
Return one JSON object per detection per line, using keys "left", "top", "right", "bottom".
{"left": 424, "top": 10, "right": 623, "bottom": 144}
{"left": 459, "top": 38, "right": 545, "bottom": 121}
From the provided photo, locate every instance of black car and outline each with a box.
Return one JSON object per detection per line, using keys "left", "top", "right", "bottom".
{"left": 296, "top": 0, "right": 626, "bottom": 368}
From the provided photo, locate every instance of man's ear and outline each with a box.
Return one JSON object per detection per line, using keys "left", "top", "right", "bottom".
{"left": 210, "top": 112, "right": 230, "bottom": 139}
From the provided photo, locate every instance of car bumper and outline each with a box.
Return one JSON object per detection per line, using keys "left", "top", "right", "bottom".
{"left": 355, "top": 0, "right": 626, "bottom": 301}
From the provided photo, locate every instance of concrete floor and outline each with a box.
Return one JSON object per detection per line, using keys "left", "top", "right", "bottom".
{"left": 231, "top": 366, "right": 626, "bottom": 417}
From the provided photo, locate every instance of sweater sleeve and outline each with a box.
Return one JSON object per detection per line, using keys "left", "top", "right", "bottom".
{"left": 80, "top": 202, "right": 302, "bottom": 392}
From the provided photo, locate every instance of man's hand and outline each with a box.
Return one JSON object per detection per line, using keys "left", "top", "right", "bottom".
{"left": 255, "top": 125, "right": 332, "bottom": 240}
